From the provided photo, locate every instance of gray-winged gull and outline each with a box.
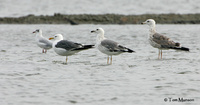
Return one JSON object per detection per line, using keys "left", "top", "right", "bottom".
{"left": 33, "top": 29, "right": 52, "bottom": 53}
{"left": 91, "top": 28, "right": 135, "bottom": 64}
{"left": 141, "top": 19, "right": 189, "bottom": 59}
{"left": 49, "top": 34, "right": 94, "bottom": 63}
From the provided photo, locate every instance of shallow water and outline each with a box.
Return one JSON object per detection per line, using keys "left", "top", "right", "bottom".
{"left": 0, "top": 24, "right": 200, "bottom": 105}
{"left": 0, "top": 0, "right": 200, "bottom": 17}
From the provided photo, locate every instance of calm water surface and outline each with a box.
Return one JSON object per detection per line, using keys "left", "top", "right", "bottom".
{"left": 0, "top": 0, "right": 200, "bottom": 17}
{"left": 0, "top": 24, "right": 200, "bottom": 105}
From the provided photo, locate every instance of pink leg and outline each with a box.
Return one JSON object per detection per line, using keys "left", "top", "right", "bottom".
{"left": 66, "top": 57, "right": 68, "bottom": 63}
{"left": 110, "top": 56, "right": 112, "bottom": 64}
{"left": 107, "top": 56, "right": 109, "bottom": 64}
{"left": 42, "top": 49, "right": 44, "bottom": 53}
{"left": 158, "top": 50, "right": 160, "bottom": 59}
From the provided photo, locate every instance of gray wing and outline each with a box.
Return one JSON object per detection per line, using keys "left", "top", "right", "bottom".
{"left": 38, "top": 38, "right": 52, "bottom": 48}
{"left": 152, "top": 33, "right": 180, "bottom": 48}
{"left": 55, "top": 40, "right": 83, "bottom": 51}
{"left": 101, "top": 39, "right": 131, "bottom": 52}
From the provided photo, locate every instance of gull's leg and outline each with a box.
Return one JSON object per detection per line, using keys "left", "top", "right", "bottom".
{"left": 110, "top": 56, "right": 112, "bottom": 64}
{"left": 42, "top": 49, "right": 44, "bottom": 53}
{"left": 44, "top": 49, "right": 47, "bottom": 53}
{"left": 66, "top": 56, "right": 68, "bottom": 63}
{"left": 107, "top": 56, "right": 109, "bottom": 64}
{"left": 158, "top": 49, "right": 160, "bottom": 59}
{"left": 161, "top": 50, "right": 162, "bottom": 59}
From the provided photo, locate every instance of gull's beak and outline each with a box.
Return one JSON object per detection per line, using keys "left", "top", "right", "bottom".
{"left": 141, "top": 22, "right": 146, "bottom": 24}
{"left": 32, "top": 31, "right": 36, "bottom": 33}
{"left": 91, "top": 30, "right": 95, "bottom": 33}
{"left": 49, "top": 37, "right": 54, "bottom": 40}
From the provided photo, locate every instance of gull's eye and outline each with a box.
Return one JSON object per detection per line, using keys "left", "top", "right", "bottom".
{"left": 147, "top": 20, "right": 150, "bottom": 22}
{"left": 97, "top": 29, "right": 99, "bottom": 31}
{"left": 55, "top": 36, "right": 57, "bottom": 37}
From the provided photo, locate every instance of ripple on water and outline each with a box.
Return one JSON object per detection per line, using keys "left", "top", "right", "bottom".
{"left": 0, "top": 24, "right": 200, "bottom": 105}
{"left": 25, "top": 73, "right": 41, "bottom": 76}
{"left": 177, "top": 71, "right": 192, "bottom": 74}
{"left": 1, "top": 50, "right": 6, "bottom": 52}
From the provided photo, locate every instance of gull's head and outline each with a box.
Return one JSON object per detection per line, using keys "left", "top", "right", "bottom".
{"left": 91, "top": 27, "right": 105, "bottom": 35}
{"left": 141, "top": 19, "right": 156, "bottom": 26}
{"left": 49, "top": 34, "right": 63, "bottom": 41}
{"left": 33, "top": 29, "right": 42, "bottom": 34}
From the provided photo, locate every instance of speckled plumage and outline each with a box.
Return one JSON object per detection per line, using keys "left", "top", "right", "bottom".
{"left": 142, "top": 19, "right": 189, "bottom": 59}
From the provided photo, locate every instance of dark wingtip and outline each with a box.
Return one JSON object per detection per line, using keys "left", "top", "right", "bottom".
{"left": 181, "top": 47, "right": 189, "bottom": 51}
{"left": 127, "top": 48, "right": 135, "bottom": 53}
{"left": 118, "top": 45, "right": 135, "bottom": 53}
{"left": 170, "top": 47, "right": 189, "bottom": 51}
{"left": 74, "top": 45, "right": 95, "bottom": 51}
{"left": 84, "top": 45, "right": 95, "bottom": 49}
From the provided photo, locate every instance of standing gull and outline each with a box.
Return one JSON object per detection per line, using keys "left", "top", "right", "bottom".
{"left": 141, "top": 19, "right": 189, "bottom": 59}
{"left": 91, "top": 28, "right": 135, "bottom": 64}
{"left": 33, "top": 29, "right": 52, "bottom": 53}
{"left": 49, "top": 34, "right": 94, "bottom": 63}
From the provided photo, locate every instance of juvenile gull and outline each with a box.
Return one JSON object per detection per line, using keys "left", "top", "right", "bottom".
{"left": 91, "top": 28, "right": 135, "bottom": 64}
{"left": 33, "top": 29, "right": 52, "bottom": 53}
{"left": 49, "top": 34, "right": 94, "bottom": 63}
{"left": 141, "top": 19, "right": 189, "bottom": 59}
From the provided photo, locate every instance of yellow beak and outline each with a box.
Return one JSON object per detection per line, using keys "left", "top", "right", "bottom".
{"left": 49, "top": 37, "right": 54, "bottom": 40}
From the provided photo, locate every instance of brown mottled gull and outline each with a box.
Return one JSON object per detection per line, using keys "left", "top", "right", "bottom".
{"left": 141, "top": 19, "right": 189, "bottom": 59}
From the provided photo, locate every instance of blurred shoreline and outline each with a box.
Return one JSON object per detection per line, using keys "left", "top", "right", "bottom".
{"left": 0, "top": 13, "right": 199, "bottom": 24}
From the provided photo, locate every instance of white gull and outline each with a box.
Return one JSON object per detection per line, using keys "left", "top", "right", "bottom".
{"left": 33, "top": 29, "right": 52, "bottom": 53}
{"left": 49, "top": 34, "right": 94, "bottom": 63}
{"left": 91, "top": 28, "right": 135, "bottom": 64}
